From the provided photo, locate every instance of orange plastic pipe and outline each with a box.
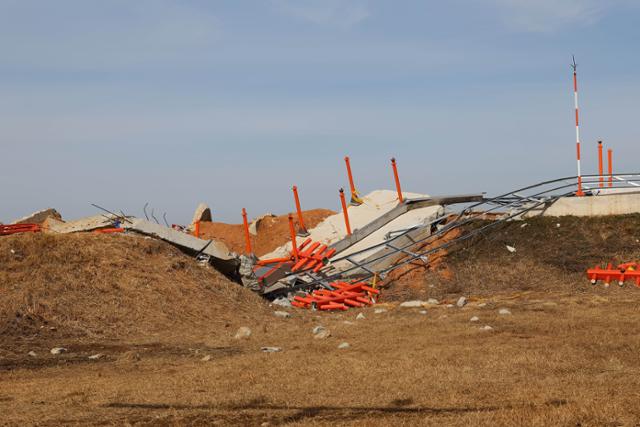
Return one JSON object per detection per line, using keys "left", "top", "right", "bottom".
{"left": 344, "top": 156, "right": 357, "bottom": 195}
{"left": 242, "top": 208, "right": 252, "bottom": 255}
{"left": 288, "top": 214, "right": 299, "bottom": 261}
{"left": 391, "top": 157, "right": 403, "bottom": 203}
{"left": 607, "top": 148, "right": 613, "bottom": 188}
{"left": 339, "top": 188, "right": 352, "bottom": 235}
{"left": 194, "top": 220, "right": 200, "bottom": 238}
{"left": 598, "top": 141, "right": 604, "bottom": 188}
{"left": 292, "top": 185, "right": 307, "bottom": 233}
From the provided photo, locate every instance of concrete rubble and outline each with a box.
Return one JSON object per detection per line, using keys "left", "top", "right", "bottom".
{"left": 191, "top": 203, "right": 212, "bottom": 225}
{"left": 11, "top": 208, "right": 62, "bottom": 225}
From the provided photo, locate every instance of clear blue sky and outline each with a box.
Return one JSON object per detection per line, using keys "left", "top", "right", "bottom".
{"left": 2, "top": 0, "right": 639, "bottom": 224}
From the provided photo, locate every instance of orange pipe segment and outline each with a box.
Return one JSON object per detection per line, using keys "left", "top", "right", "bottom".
{"left": 339, "top": 188, "right": 352, "bottom": 235}
{"left": 292, "top": 185, "right": 307, "bottom": 233}
{"left": 607, "top": 148, "right": 613, "bottom": 188}
{"left": 598, "top": 141, "right": 604, "bottom": 188}
{"left": 242, "top": 208, "right": 252, "bottom": 255}
{"left": 391, "top": 157, "right": 404, "bottom": 203}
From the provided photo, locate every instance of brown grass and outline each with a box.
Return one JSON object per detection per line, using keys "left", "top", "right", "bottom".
{"left": 2, "top": 216, "right": 640, "bottom": 425}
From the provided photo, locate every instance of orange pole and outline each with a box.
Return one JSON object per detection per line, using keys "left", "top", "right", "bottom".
{"left": 339, "top": 188, "right": 352, "bottom": 235}
{"left": 608, "top": 148, "right": 613, "bottom": 188}
{"left": 292, "top": 185, "right": 308, "bottom": 235}
{"left": 391, "top": 157, "right": 403, "bottom": 203}
{"left": 288, "top": 214, "right": 299, "bottom": 261}
{"left": 242, "top": 208, "right": 252, "bottom": 255}
{"left": 194, "top": 220, "right": 200, "bottom": 238}
{"left": 345, "top": 156, "right": 356, "bottom": 194}
{"left": 598, "top": 141, "right": 604, "bottom": 188}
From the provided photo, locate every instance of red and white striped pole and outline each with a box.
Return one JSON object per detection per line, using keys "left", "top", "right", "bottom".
{"left": 572, "top": 56, "right": 584, "bottom": 196}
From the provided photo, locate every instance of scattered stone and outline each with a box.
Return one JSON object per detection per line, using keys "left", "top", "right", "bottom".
{"left": 419, "top": 310, "right": 428, "bottom": 315}
{"left": 27, "top": 351, "right": 36, "bottom": 357}
{"left": 470, "top": 316, "right": 480, "bottom": 322}
{"left": 480, "top": 325, "right": 494, "bottom": 331}
{"left": 374, "top": 308, "right": 387, "bottom": 314}
{"left": 356, "top": 313, "right": 366, "bottom": 320}
{"left": 520, "top": 223, "right": 529, "bottom": 228}
{"left": 427, "top": 298, "right": 439, "bottom": 305}
{"left": 456, "top": 296, "right": 468, "bottom": 308}
{"left": 273, "top": 311, "right": 291, "bottom": 318}
{"left": 506, "top": 245, "right": 516, "bottom": 253}
{"left": 556, "top": 223, "right": 561, "bottom": 228}
{"left": 261, "top": 347, "right": 282, "bottom": 353}
{"left": 498, "top": 308, "right": 512, "bottom": 315}
{"left": 446, "top": 304, "right": 454, "bottom": 308}
{"left": 50, "top": 347, "right": 67, "bottom": 355}
{"left": 234, "top": 327, "right": 252, "bottom": 340}
{"left": 272, "top": 297, "right": 292, "bottom": 308}
{"left": 337, "top": 342, "right": 350, "bottom": 349}
{"left": 399, "top": 300, "right": 425, "bottom": 308}
{"left": 88, "top": 353, "right": 103, "bottom": 360}
{"left": 10, "top": 249, "right": 15, "bottom": 255}
{"left": 312, "top": 326, "right": 331, "bottom": 339}
{"left": 201, "top": 355, "right": 212, "bottom": 362}
{"left": 477, "top": 302, "right": 487, "bottom": 308}
{"left": 343, "top": 320, "right": 355, "bottom": 325}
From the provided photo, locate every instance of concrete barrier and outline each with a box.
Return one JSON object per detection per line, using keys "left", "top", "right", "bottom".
{"left": 525, "top": 192, "right": 640, "bottom": 217}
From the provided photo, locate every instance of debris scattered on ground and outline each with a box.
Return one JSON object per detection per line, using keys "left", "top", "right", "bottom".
{"left": 271, "top": 297, "right": 292, "bottom": 307}
{"left": 419, "top": 310, "right": 428, "bottom": 315}
{"left": 234, "top": 327, "right": 252, "bottom": 340}
{"left": 498, "top": 308, "right": 512, "bottom": 315}
{"left": 338, "top": 342, "right": 350, "bottom": 349}
{"left": 27, "top": 351, "right": 36, "bottom": 357}
{"left": 470, "top": 316, "right": 480, "bottom": 322}
{"left": 312, "top": 326, "right": 331, "bottom": 339}
{"left": 374, "top": 308, "right": 387, "bottom": 314}
{"left": 456, "top": 296, "right": 467, "bottom": 307}
{"left": 261, "top": 346, "right": 282, "bottom": 353}
{"left": 480, "top": 325, "right": 494, "bottom": 331}
{"left": 50, "top": 347, "right": 67, "bottom": 355}
{"left": 201, "top": 355, "right": 212, "bottom": 362}
{"left": 506, "top": 245, "right": 516, "bottom": 253}
{"left": 273, "top": 311, "right": 291, "bottom": 318}
{"left": 399, "top": 300, "right": 425, "bottom": 308}
{"left": 292, "top": 280, "right": 379, "bottom": 311}
{"left": 356, "top": 313, "right": 365, "bottom": 320}
{"left": 427, "top": 298, "right": 439, "bottom": 305}
{"left": 88, "top": 353, "right": 103, "bottom": 360}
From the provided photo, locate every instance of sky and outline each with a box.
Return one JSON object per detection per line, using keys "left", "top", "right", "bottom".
{"left": 2, "top": 0, "right": 640, "bottom": 224}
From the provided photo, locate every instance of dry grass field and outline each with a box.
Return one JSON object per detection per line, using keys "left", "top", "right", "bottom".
{"left": 2, "top": 216, "right": 640, "bottom": 426}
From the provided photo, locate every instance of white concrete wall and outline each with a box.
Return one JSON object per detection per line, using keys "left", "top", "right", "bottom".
{"left": 526, "top": 192, "right": 640, "bottom": 217}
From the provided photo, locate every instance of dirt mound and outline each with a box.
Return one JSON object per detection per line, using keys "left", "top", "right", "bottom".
{"left": 383, "top": 215, "right": 640, "bottom": 301}
{"left": 199, "top": 209, "right": 335, "bottom": 257}
{"left": 0, "top": 233, "right": 268, "bottom": 341}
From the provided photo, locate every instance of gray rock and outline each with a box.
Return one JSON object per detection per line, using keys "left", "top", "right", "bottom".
{"left": 470, "top": 316, "right": 480, "bottom": 322}
{"left": 477, "top": 302, "right": 487, "bottom": 308}
{"left": 261, "top": 346, "right": 282, "bottom": 353}
{"left": 201, "top": 355, "right": 212, "bottom": 361}
{"left": 399, "top": 300, "right": 425, "bottom": 308}
{"left": 427, "top": 298, "right": 439, "bottom": 305}
{"left": 88, "top": 353, "right": 103, "bottom": 360}
{"left": 272, "top": 297, "right": 292, "bottom": 308}
{"left": 312, "top": 326, "right": 331, "bottom": 339}
{"left": 27, "top": 351, "right": 36, "bottom": 357}
{"left": 374, "top": 308, "right": 387, "bottom": 314}
{"left": 356, "top": 313, "right": 366, "bottom": 320}
{"left": 498, "top": 308, "right": 512, "bottom": 315}
{"left": 50, "top": 347, "right": 67, "bottom": 355}
{"left": 337, "top": 342, "right": 350, "bottom": 349}
{"left": 446, "top": 304, "right": 454, "bottom": 308}
{"left": 480, "top": 325, "right": 494, "bottom": 331}
{"left": 273, "top": 311, "right": 291, "bottom": 318}
{"left": 234, "top": 326, "right": 252, "bottom": 340}
{"left": 456, "top": 296, "right": 468, "bottom": 307}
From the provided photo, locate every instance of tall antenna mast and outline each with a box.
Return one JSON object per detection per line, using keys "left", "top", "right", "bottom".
{"left": 572, "top": 55, "right": 584, "bottom": 196}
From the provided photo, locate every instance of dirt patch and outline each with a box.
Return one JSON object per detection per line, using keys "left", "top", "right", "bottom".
{"left": 199, "top": 209, "right": 335, "bottom": 257}
{"left": 0, "top": 233, "right": 269, "bottom": 342}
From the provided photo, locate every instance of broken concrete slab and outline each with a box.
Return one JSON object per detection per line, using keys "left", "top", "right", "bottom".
{"left": 45, "top": 215, "right": 114, "bottom": 233}
{"left": 191, "top": 203, "right": 212, "bottom": 225}
{"left": 11, "top": 208, "right": 62, "bottom": 225}
{"left": 524, "top": 192, "right": 640, "bottom": 217}
{"left": 249, "top": 213, "right": 276, "bottom": 236}
{"left": 123, "top": 218, "right": 238, "bottom": 275}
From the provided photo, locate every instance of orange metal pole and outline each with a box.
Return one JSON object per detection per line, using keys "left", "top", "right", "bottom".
{"left": 242, "top": 208, "right": 252, "bottom": 255}
{"left": 598, "top": 141, "right": 604, "bottom": 188}
{"left": 288, "top": 214, "right": 299, "bottom": 261}
{"left": 344, "top": 156, "right": 362, "bottom": 206}
{"left": 391, "top": 157, "right": 404, "bottom": 203}
{"left": 194, "top": 220, "right": 200, "bottom": 238}
{"left": 339, "top": 188, "right": 352, "bottom": 235}
{"left": 292, "top": 185, "right": 308, "bottom": 235}
{"left": 608, "top": 148, "right": 613, "bottom": 188}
